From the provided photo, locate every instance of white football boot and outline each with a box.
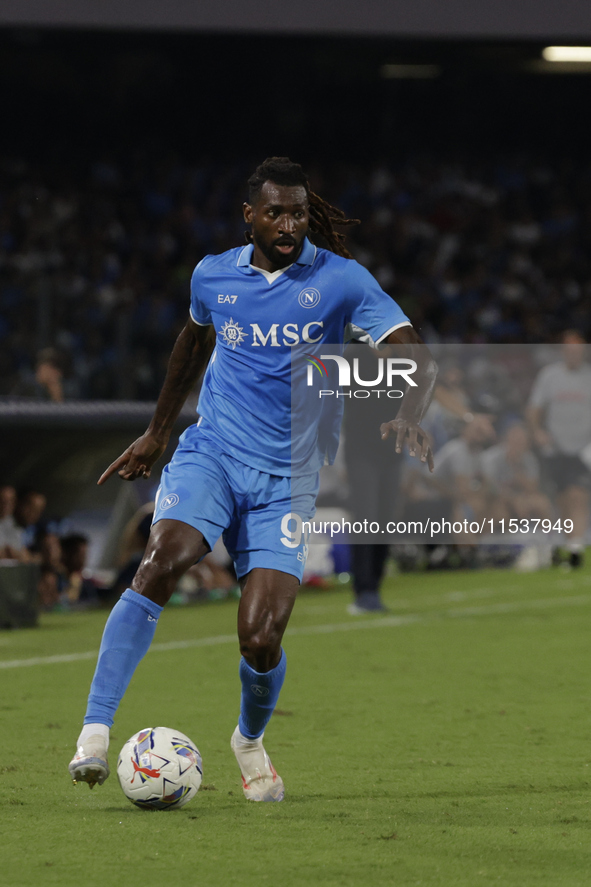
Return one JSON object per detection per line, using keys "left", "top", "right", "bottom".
{"left": 231, "top": 726, "right": 285, "bottom": 802}
{"left": 68, "top": 734, "right": 110, "bottom": 788}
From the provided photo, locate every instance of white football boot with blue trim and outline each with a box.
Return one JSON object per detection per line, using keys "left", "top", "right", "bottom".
{"left": 231, "top": 726, "right": 285, "bottom": 802}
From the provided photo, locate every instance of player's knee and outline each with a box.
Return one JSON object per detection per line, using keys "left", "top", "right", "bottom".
{"left": 239, "top": 626, "right": 281, "bottom": 672}
{"left": 132, "top": 549, "right": 190, "bottom": 604}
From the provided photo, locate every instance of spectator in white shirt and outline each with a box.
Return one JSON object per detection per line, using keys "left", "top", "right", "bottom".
{"left": 527, "top": 331, "right": 591, "bottom": 567}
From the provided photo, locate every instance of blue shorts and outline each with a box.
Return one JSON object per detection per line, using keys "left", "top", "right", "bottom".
{"left": 152, "top": 425, "right": 318, "bottom": 582}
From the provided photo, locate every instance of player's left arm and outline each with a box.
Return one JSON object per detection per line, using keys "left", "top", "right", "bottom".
{"left": 380, "top": 325, "right": 438, "bottom": 471}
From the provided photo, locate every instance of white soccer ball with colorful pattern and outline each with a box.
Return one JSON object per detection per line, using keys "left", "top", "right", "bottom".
{"left": 117, "top": 727, "right": 202, "bottom": 809}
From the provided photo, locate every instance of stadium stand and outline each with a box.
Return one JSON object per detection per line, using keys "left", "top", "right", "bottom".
{"left": 2, "top": 154, "right": 591, "bottom": 401}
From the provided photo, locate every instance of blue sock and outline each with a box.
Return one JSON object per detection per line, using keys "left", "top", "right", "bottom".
{"left": 84, "top": 589, "right": 163, "bottom": 728}
{"left": 238, "top": 649, "right": 286, "bottom": 740}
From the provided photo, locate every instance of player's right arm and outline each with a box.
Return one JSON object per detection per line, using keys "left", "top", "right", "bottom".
{"left": 98, "top": 319, "right": 215, "bottom": 484}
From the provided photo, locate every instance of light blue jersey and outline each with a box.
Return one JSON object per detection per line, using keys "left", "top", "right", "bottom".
{"left": 191, "top": 238, "right": 410, "bottom": 475}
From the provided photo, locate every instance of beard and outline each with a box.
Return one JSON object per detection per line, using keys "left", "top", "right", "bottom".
{"left": 252, "top": 230, "right": 305, "bottom": 268}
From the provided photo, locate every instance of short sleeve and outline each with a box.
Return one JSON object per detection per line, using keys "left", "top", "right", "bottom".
{"left": 346, "top": 261, "right": 410, "bottom": 344}
{"left": 190, "top": 259, "right": 213, "bottom": 326}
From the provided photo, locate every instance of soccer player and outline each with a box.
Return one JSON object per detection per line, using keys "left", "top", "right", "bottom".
{"left": 68, "top": 158, "right": 437, "bottom": 801}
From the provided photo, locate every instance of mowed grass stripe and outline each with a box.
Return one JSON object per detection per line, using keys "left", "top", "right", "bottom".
{"left": 2, "top": 591, "right": 590, "bottom": 670}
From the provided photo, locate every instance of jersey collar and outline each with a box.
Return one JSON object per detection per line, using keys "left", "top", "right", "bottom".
{"left": 237, "top": 237, "right": 317, "bottom": 268}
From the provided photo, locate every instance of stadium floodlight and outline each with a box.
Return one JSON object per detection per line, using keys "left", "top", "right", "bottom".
{"left": 542, "top": 46, "right": 591, "bottom": 62}
{"left": 381, "top": 64, "right": 440, "bottom": 79}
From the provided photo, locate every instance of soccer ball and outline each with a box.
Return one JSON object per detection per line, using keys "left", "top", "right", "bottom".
{"left": 117, "top": 726, "right": 202, "bottom": 810}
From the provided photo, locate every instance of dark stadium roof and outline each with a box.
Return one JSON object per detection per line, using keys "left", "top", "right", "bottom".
{"left": 2, "top": 0, "right": 591, "bottom": 39}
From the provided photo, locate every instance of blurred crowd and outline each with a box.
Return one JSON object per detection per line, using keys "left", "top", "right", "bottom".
{"left": 2, "top": 153, "right": 591, "bottom": 600}
{"left": 0, "top": 483, "right": 239, "bottom": 610}
{"left": 393, "top": 332, "right": 591, "bottom": 572}
{"left": 311, "top": 332, "right": 591, "bottom": 591}
{"left": 2, "top": 153, "right": 591, "bottom": 400}
{"left": 0, "top": 483, "right": 100, "bottom": 609}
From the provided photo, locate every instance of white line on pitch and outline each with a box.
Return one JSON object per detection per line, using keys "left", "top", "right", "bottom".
{"left": 1, "top": 592, "right": 590, "bottom": 670}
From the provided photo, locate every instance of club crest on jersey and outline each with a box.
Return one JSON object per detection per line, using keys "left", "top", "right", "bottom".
{"left": 220, "top": 318, "right": 247, "bottom": 349}
{"left": 160, "top": 493, "right": 180, "bottom": 510}
{"left": 298, "top": 287, "right": 321, "bottom": 309}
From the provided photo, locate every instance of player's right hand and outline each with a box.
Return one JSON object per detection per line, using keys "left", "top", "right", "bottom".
{"left": 97, "top": 432, "right": 168, "bottom": 485}
{"left": 380, "top": 418, "right": 435, "bottom": 472}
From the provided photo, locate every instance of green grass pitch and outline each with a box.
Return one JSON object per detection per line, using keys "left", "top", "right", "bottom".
{"left": 2, "top": 562, "right": 591, "bottom": 886}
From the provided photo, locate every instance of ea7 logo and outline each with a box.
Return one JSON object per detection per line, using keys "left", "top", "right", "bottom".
{"left": 218, "top": 294, "right": 238, "bottom": 303}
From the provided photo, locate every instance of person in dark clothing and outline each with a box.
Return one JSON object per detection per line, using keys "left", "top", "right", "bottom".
{"left": 343, "top": 340, "right": 405, "bottom": 613}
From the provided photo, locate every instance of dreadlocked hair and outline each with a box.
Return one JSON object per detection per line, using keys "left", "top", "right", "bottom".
{"left": 247, "top": 157, "right": 359, "bottom": 259}
{"left": 307, "top": 189, "right": 359, "bottom": 259}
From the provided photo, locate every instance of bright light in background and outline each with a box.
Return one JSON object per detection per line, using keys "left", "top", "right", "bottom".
{"left": 542, "top": 46, "right": 591, "bottom": 62}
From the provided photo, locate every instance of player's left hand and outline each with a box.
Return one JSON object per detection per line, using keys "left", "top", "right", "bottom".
{"left": 380, "top": 419, "right": 434, "bottom": 472}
